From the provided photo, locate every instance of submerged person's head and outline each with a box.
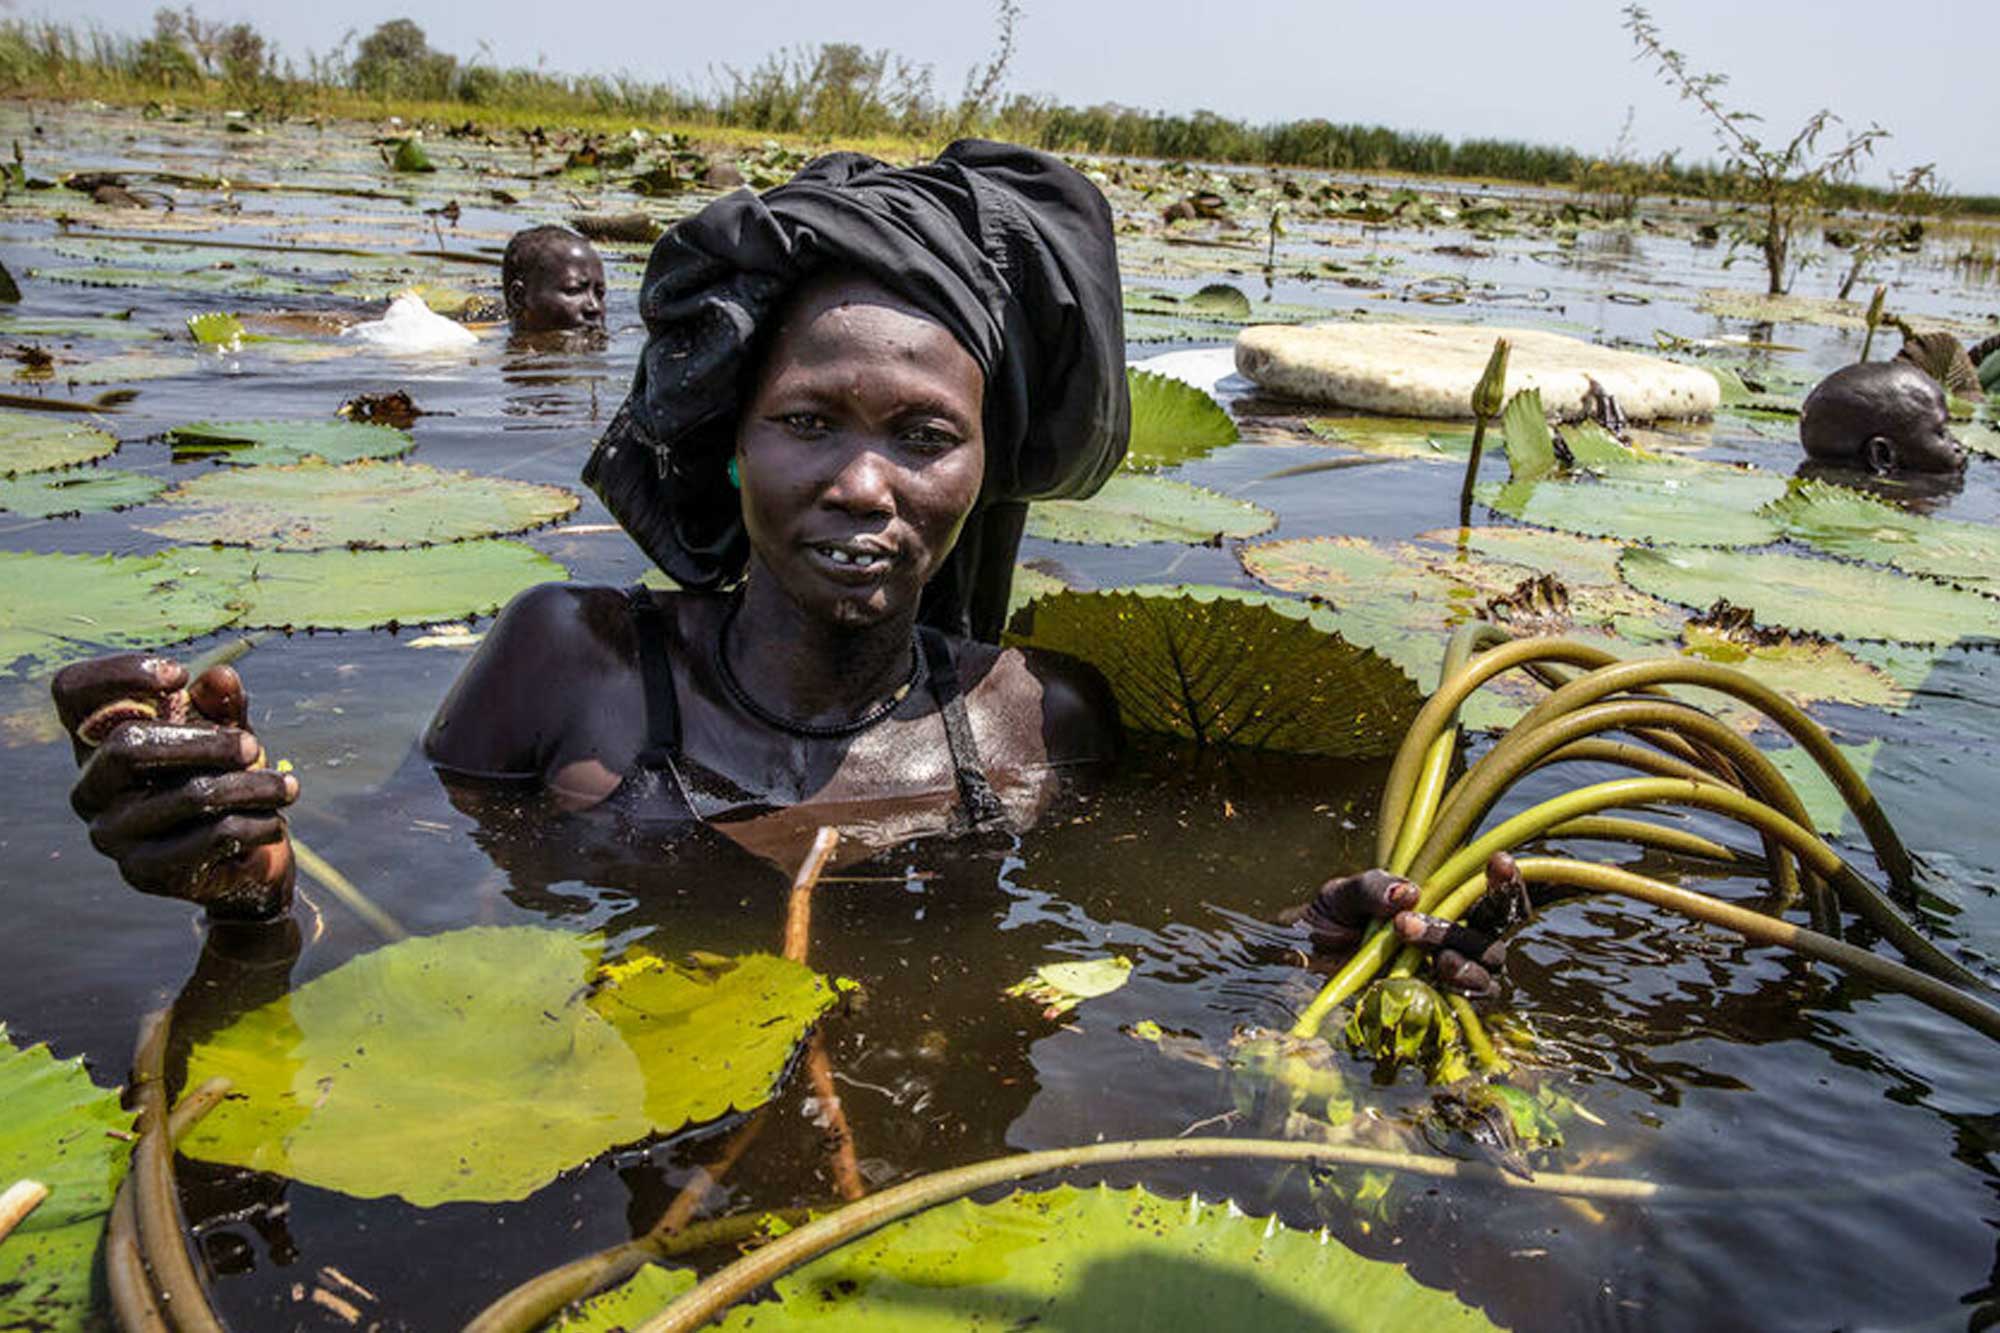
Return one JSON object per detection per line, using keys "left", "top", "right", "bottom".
{"left": 583, "top": 141, "right": 1131, "bottom": 641}
{"left": 734, "top": 271, "right": 987, "bottom": 630}
{"left": 1798, "top": 361, "right": 1965, "bottom": 476}
{"left": 502, "top": 226, "right": 606, "bottom": 333}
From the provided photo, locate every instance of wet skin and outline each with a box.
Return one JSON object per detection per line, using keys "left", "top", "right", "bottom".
{"left": 49, "top": 273, "right": 1490, "bottom": 991}
{"left": 507, "top": 236, "right": 606, "bottom": 334}
{"left": 1798, "top": 361, "right": 1966, "bottom": 476}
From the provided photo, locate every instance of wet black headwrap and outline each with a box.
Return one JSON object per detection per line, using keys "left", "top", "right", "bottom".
{"left": 582, "top": 139, "right": 1129, "bottom": 642}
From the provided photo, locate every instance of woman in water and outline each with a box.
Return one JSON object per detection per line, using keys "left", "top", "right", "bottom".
{"left": 52, "top": 142, "right": 1493, "bottom": 988}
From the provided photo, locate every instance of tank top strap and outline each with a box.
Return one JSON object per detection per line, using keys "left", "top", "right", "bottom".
{"left": 917, "top": 627, "right": 1009, "bottom": 830}
{"left": 625, "top": 586, "right": 683, "bottom": 765}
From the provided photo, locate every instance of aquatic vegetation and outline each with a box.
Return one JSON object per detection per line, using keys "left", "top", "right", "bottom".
{"left": 1123, "top": 366, "right": 1239, "bottom": 470}
{"left": 181, "top": 927, "right": 845, "bottom": 1205}
{"left": 0, "top": 1024, "right": 133, "bottom": 1330}
{"left": 0, "top": 468, "right": 164, "bottom": 517}
{"left": 1023, "top": 473, "right": 1274, "bottom": 546}
{"left": 1766, "top": 477, "right": 2000, "bottom": 589}
{"left": 0, "top": 410, "right": 116, "bottom": 474}
{"left": 174, "top": 542, "right": 568, "bottom": 631}
{"left": 164, "top": 417, "right": 415, "bottom": 465}
{"left": 1006, "top": 586, "right": 1421, "bottom": 757}
{"left": 1005, "top": 954, "right": 1134, "bottom": 1019}
{"left": 0, "top": 550, "right": 246, "bottom": 677}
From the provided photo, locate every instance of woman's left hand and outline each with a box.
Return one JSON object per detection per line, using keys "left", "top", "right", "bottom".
{"left": 1291, "top": 868, "right": 1505, "bottom": 997}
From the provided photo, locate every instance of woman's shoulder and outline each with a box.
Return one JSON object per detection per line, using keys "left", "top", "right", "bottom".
{"left": 956, "top": 637, "right": 1121, "bottom": 768}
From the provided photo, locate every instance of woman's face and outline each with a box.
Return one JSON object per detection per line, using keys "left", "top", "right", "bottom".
{"left": 736, "top": 275, "right": 985, "bottom": 629}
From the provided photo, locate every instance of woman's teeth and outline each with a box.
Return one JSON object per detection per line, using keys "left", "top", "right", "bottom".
{"left": 819, "top": 544, "right": 888, "bottom": 567}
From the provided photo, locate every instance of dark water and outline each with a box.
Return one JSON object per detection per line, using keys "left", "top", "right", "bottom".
{"left": 1, "top": 106, "right": 1997, "bottom": 1331}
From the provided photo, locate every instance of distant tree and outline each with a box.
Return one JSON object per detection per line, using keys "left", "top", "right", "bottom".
{"left": 351, "top": 18, "right": 455, "bottom": 98}
{"left": 134, "top": 7, "right": 199, "bottom": 86}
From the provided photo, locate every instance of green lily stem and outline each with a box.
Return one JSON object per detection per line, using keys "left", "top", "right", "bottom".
{"left": 1293, "top": 869, "right": 1488, "bottom": 1036}
{"left": 1501, "top": 657, "right": 1916, "bottom": 894}
{"left": 1447, "top": 993, "right": 1508, "bottom": 1073}
{"left": 632, "top": 1137, "right": 1668, "bottom": 1333}
{"left": 1380, "top": 623, "right": 1506, "bottom": 871}
{"left": 1423, "top": 777, "right": 1979, "bottom": 990}
{"left": 291, "top": 835, "right": 407, "bottom": 943}
{"left": 1514, "top": 858, "right": 2000, "bottom": 1042}
{"left": 1456, "top": 414, "right": 1489, "bottom": 527}
{"left": 125, "top": 1009, "right": 225, "bottom": 1333}
{"left": 1542, "top": 816, "right": 1764, "bottom": 869}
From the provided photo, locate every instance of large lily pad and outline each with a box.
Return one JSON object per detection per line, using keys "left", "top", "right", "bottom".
{"left": 1620, "top": 547, "right": 2000, "bottom": 646}
{"left": 0, "top": 469, "right": 165, "bottom": 517}
{"left": 1306, "top": 415, "right": 1476, "bottom": 460}
{"left": 165, "top": 542, "right": 566, "bottom": 630}
{"left": 0, "top": 315, "right": 167, "bottom": 343}
{"left": 569, "top": 1185, "right": 1496, "bottom": 1330}
{"left": 1006, "top": 585, "right": 1421, "bottom": 757}
{"left": 1679, "top": 619, "right": 1906, "bottom": 713}
{"left": 1026, "top": 475, "right": 1274, "bottom": 547}
{"left": 181, "top": 927, "right": 842, "bottom": 1206}
{"left": 165, "top": 418, "right": 415, "bottom": 466}
{"left": 52, "top": 353, "right": 198, "bottom": 385}
{"left": 0, "top": 412, "right": 116, "bottom": 476}
{"left": 0, "top": 549, "right": 245, "bottom": 677}
{"left": 1124, "top": 367, "right": 1239, "bottom": 470}
{"left": 1764, "top": 478, "right": 2000, "bottom": 591}
{"left": 30, "top": 264, "right": 320, "bottom": 297}
{"left": 140, "top": 459, "right": 579, "bottom": 550}
{"left": 0, "top": 1023, "right": 134, "bottom": 1331}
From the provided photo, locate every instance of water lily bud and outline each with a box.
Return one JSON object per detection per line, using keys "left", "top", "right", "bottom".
{"left": 1865, "top": 285, "right": 1887, "bottom": 331}
{"left": 1471, "top": 337, "right": 1511, "bottom": 421}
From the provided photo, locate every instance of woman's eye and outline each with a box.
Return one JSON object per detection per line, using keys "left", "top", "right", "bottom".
{"left": 779, "top": 413, "right": 832, "bottom": 437}
{"left": 903, "top": 424, "right": 962, "bottom": 451}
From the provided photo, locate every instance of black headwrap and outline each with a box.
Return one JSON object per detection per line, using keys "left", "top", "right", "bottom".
{"left": 582, "top": 139, "right": 1129, "bottom": 641}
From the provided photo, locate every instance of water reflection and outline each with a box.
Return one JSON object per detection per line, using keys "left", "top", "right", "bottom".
{"left": 500, "top": 326, "right": 615, "bottom": 425}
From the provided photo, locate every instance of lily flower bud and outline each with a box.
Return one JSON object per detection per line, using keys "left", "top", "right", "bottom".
{"left": 1471, "top": 336, "right": 1511, "bottom": 421}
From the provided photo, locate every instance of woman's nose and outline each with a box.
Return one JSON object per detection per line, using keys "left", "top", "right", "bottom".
{"left": 821, "top": 444, "right": 896, "bottom": 516}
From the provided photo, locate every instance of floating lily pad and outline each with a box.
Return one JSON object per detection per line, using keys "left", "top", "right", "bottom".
{"left": 56, "top": 352, "right": 197, "bottom": 385}
{"left": 0, "top": 1024, "right": 134, "bottom": 1330}
{"left": 165, "top": 418, "right": 415, "bottom": 466}
{"left": 181, "top": 927, "right": 842, "bottom": 1206}
{"left": 165, "top": 542, "right": 565, "bottom": 630}
{"left": 186, "top": 311, "right": 245, "bottom": 348}
{"left": 1765, "top": 740, "right": 1885, "bottom": 835}
{"left": 571, "top": 1185, "right": 1496, "bottom": 1330}
{"left": 0, "top": 412, "right": 117, "bottom": 476}
{"left": 1305, "top": 415, "right": 1476, "bottom": 460}
{"left": 1026, "top": 475, "right": 1274, "bottom": 547}
{"left": 0, "top": 550, "right": 244, "bottom": 677}
{"left": 1125, "top": 367, "right": 1239, "bottom": 470}
{"left": 1479, "top": 466, "right": 1786, "bottom": 548}
{"left": 1416, "top": 525, "right": 1629, "bottom": 587}
{"left": 141, "top": 459, "right": 579, "bottom": 550}
{"left": 552, "top": 1264, "right": 697, "bottom": 1330}
{"left": 1005, "top": 955, "right": 1134, "bottom": 1018}
{"left": 1679, "top": 619, "right": 1906, "bottom": 713}
{"left": 31, "top": 264, "right": 320, "bottom": 297}
{"left": 1764, "top": 478, "right": 2000, "bottom": 591}
{"left": 0, "top": 469, "right": 165, "bottom": 517}
{"left": 1007, "top": 585, "right": 1421, "bottom": 757}
{"left": 1007, "top": 562, "right": 1068, "bottom": 618}
{"left": 1619, "top": 547, "right": 2000, "bottom": 646}
{"left": 0, "top": 315, "right": 166, "bottom": 343}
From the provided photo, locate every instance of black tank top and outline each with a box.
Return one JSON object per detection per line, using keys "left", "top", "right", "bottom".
{"left": 605, "top": 588, "right": 1009, "bottom": 834}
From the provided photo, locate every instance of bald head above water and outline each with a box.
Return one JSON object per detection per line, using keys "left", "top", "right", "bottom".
{"left": 1798, "top": 361, "right": 1966, "bottom": 476}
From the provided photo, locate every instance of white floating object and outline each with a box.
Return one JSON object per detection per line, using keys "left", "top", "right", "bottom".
{"left": 341, "top": 291, "right": 478, "bottom": 355}
{"left": 1234, "top": 322, "right": 1719, "bottom": 422}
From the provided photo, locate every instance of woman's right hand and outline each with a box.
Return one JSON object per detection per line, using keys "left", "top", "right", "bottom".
{"left": 53, "top": 654, "right": 298, "bottom": 920}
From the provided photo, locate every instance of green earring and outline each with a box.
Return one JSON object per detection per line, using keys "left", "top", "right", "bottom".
{"left": 727, "top": 457, "right": 741, "bottom": 490}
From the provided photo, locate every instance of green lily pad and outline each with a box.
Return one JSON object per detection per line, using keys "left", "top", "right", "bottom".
{"left": 140, "top": 459, "right": 579, "bottom": 550}
{"left": 1006, "top": 585, "right": 1421, "bottom": 757}
{"left": 1416, "top": 525, "right": 1629, "bottom": 587}
{"left": 1961, "top": 417, "right": 2000, "bottom": 461}
{"left": 1005, "top": 955, "right": 1134, "bottom": 1018}
{"left": 0, "top": 469, "right": 165, "bottom": 517}
{"left": 0, "top": 315, "right": 166, "bottom": 343}
{"left": 0, "top": 549, "right": 244, "bottom": 677}
{"left": 1006, "top": 563, "right": 1068, "bottom": 619}
{"left": 0, "top": 412, "right": 116, "bottom": 476}
{"left": 1125, "top": 368, "right": 1239, "bottom": 470}
{"left": 1763, "top": 478, "right": 2000, "bottom": 591}
{"left": 1679, "top": 619, "right": 1906, "bottom": 713}
{"left": 0, "top": 1023, "right": 134, "bottom": 1331}
{"left": 1619, "top": 547, "right": 2000, "bottom": 646}
{"left": 30, "top": 265, "right": 320, "bottom": 297}
{"left": 1499, "top": 387, "right": 1559, "bottom": 481}
{"left": 54, "top": 353, "right": 197, "bottom": 385}
{"left": 164, "top": 542, "right": 566, "bottom": 630}
{"left": 551, "top": 1263, "right": 697, "bottom": 1330}
{"left": 165, "top": 419, "right": 415, "bottom": 466}
{"left": 572, "top": 1185, "right": 1496, "bottom": 1330}
{"left": 181, "top": 927, "right": 842, "bottom": 1206}
{"left": 1305, "top": 415, "right": 1476, "bottom": 460}
{"left": 1026, "top": 475, "right": 1274, "bottom": 547}
{"left": 186, "top": 312, "right": 246, "bottom": 348}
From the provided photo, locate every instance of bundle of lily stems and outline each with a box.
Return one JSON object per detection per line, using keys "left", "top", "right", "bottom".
{"left": 107, "top": 628, "right": 2000, "bottom": 1333}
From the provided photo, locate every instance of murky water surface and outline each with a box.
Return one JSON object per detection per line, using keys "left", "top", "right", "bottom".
{"left": 1, "top": 107, "right": 1997, "bottom": 1330}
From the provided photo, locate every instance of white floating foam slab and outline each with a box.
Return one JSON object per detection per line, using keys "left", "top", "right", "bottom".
{"left": 341, "top": 290, "right": 480, "bottom": 354}
{"left": 1234, "top": 322, "right": 1719, "bottom": 421}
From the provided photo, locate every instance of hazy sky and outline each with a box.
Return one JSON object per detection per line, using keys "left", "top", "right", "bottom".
{"left": 45, "top": 0, "right": 2000, "bottom": 192}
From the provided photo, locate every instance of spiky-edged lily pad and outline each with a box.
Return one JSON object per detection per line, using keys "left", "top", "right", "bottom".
{"left": 186, "top": 311, "right": 245, "bottom": 348}
{"left": 181, "top": 927, "right": 842, "bottom": 1206}
{"left": 141, "top": 459, "right": 578, "bottom": 550}
{"left": 1620, "top": 548, "right": 2000, "bottom": 646}
{"left": 1007, "top": 562, "right": 1068, "bottom": 618}
{"left": 1679, "top": 617, "right": 1906, "bottom": 713}
{"left": 0, "top": 412, "right": 116, "bottom": 476}
{"left": 0, "top": 469, "right": 164, "bottom": 517}
{"left": 0, "top": 550, "right": 244, "bottom": 677}
{"left": 1764, "top": 478, "right": 2000, "bottom": 591}
{"left": 165, "top": 418, "right": 414, "bottom": 466}
{"left": 1006, "top": 585, "right": 1420, "bottom": 757}
{"left": 165, "top": 542, "right": 565, "bottom": 630}
{"left": 571, "top": 1185, "right": 1496, "bottom": 1330}
{"left": 1306, "top": 415, "right": 1475, "bottom": 460}
{"left": 0, "top": 1024, "right": 134, "bottom": 1330}
{"left": 56, "top": 352, "right": 196, "bottom": 385}
{"left": 1124, "top": 367, "right": 1239, "bottom": 469}
{"left": 1416, "top": 525, "right": 1629, "bottom": 587}
{"left": 1025, "top": 475, "right": 1274, "bottom": 547}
